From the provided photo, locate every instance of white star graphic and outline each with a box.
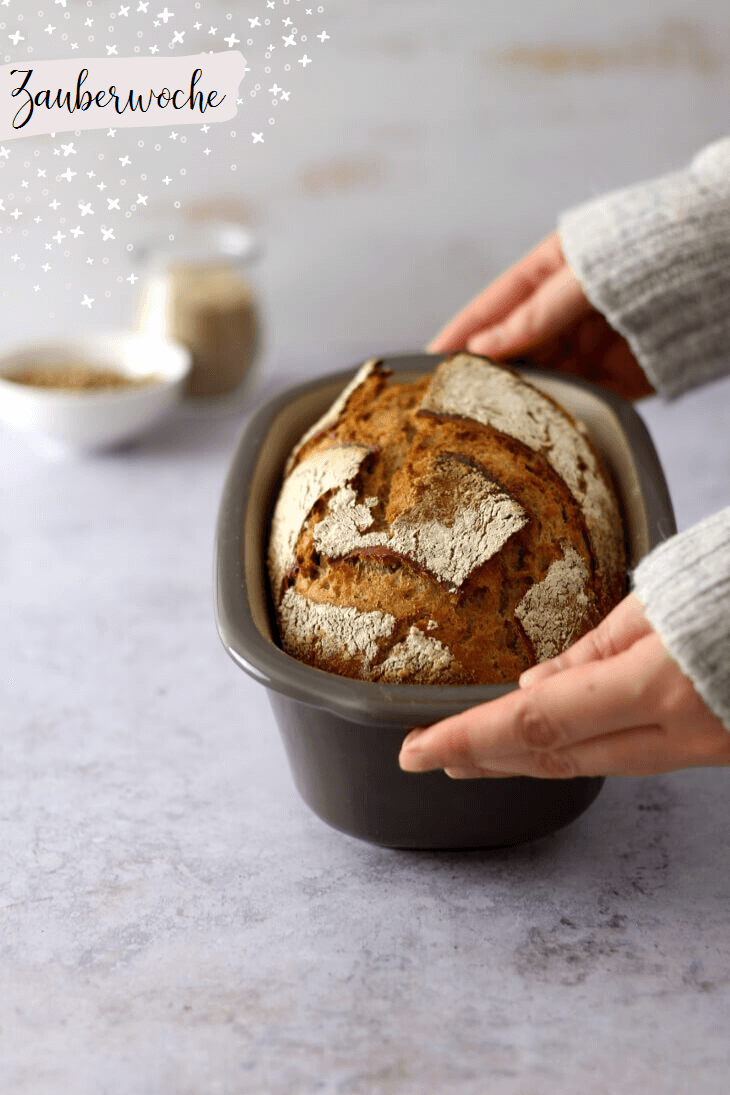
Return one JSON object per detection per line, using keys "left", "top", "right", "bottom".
{"left": 224, "top": 33, "right": 240, "bottom": 48}
{"left": 81, "top": 295, "right": 94, "bottom": 307}
{"left": 42, "top": 263, "right": 51, "bottom": 272}
{"left": 8, "top": 31, "right": 24, "bottom": 46}
{"left": 318, "top": 31, "right": 330, "bottom": 43}
{"left": 44, "top": 24, "right": 56, "bottom": 35}
{"left": 137, "top": 193, "right": 148, "bottom": 205}
{"left": 299, "top": 54, "right": 312, "bottom": 67}
{"left": 149, "top": 45, "right": 159, "bottom": 54}
{"left": 107, "top": 198, "right": 120, "bottom": 210}
{"left": 101, "top": 227, "right": 115, "bottom": 241}
{"left": 10, "top": 208, "right": 22, "bottom": 220}
{"left": 60, "top": 168, "right": 77, "bottom": 182}
{"left": 119, "top": 156, "right": 131, "bottom": 167}
{"left": 252, "top": 133, "right": 264, "bottom": 144}
{"left": 61, "top": 142, "right": 76, "bottom": 156}
{"left": 157, "top": 7, "right": 174, "bottom": 22}
{"left": 49, "top": 199, "right": 61, "bottom": 210}
{"left": 137, "top": 2, "right": 149, "bottom": 11}
{"left": 69, "top": 226, "right": 83, "bottom": 238}
{"left": 0, "top": 146, "right": 10, "bottom": 159}
{"left": 107, "top": 129, "right": 117, "bottom": 137}
{"left": 127, "top": 273, "right": 138, "bottom": 284}
{"left": 162, "top": 176, "right": 172, "bottom": 185}
{"left": 79, "top": 201, "right": 94, "bottom": 216}
{"left": 106, "top": 45, "right": 118, "bottom": 56}
{"left": 249, "top": 17, "right": 261, "bottom": 28}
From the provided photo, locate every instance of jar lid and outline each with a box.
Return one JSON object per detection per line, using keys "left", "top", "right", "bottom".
{"left": 134, "top": 220, "right": 261, "bottom": 266}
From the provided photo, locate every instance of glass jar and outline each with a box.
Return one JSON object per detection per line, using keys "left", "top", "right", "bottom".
{"left": 134, "top": 222, "right": 262, "bottom": 401}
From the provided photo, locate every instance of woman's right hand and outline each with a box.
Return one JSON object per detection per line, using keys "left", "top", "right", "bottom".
{"left": 428, "top": 230, "right": 655, "bottom": 401}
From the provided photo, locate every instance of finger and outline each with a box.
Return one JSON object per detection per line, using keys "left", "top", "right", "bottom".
{"left": 443, "top": 766, "right": 518, "bottom": 780}
{"left": 519, "top": 593, "right": 652, "bottom": 688}
{"left": 399, "top": 633, "right": 670, "bottom": 772}
{"left": 427, "top": 233, "right": 564, "bottom": 353}
{"left": 443, "top": 722, "right": 666, "bottom": 780}
{"left": 466, "top": 265, "right": 592, "bottom": 359}
{"left": 480, "top": 711, "right": 730, "bottom": 780}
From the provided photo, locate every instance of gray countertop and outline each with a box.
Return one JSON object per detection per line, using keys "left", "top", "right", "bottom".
{"left": 2, "top": 353, "right": 729, "bottom": 1095}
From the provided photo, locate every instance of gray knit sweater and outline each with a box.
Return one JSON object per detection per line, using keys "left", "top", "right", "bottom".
{"left": 559, "top": 138, "right": 730, "bottom": 731}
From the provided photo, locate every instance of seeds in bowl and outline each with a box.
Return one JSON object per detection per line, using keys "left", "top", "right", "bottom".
{"left": 4, "top": 359, "right": 159, "bottom": 391}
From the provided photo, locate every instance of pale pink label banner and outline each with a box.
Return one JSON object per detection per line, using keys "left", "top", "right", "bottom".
{"left": 0, "top": 51, "right": 247, "bottom": 140}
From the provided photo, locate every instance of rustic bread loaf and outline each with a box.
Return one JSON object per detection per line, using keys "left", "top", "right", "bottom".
{"left": 267, "top": 354, "right": 627, "bottom": 685}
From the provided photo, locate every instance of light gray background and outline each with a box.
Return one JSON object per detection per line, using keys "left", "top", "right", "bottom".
{"left": 2, "top": 2, "right": 730, "bottom": 1093}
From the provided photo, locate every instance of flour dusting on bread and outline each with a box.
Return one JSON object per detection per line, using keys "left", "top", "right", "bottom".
{"left": 268, "top": 443, "right": 370, "bottom": 594}
{"left": 421, "top": 354, "right": 622, "bottom": 591}
{"left": 313, "top": 455, "right": 528, "bottom": 588}
{"left": 515, "top": 544, "right": 590, "bottom": 661}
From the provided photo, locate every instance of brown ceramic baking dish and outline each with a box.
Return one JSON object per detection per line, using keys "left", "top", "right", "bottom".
{"left": 215, "top": 354, "right": 676, "bottom": 849}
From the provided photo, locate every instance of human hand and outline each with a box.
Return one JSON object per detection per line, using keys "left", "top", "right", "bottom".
{"left": 428, "top": 231, "right": 655, "bottom": 401}
{"left": 399, "top": 594, "right": 730, "bottom": 779}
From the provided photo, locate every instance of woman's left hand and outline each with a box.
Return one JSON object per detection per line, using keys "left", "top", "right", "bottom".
{"left": 398, "top": 594, "right": 730, "bottom": 779}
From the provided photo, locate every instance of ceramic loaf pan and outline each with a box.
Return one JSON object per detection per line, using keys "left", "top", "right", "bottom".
{"left": 215, "top": 354, "right": 676, "bottom": 849}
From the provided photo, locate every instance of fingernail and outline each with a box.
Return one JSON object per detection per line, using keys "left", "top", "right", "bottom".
{"left": 401, "top": 727, "right": 426, "bottom": 750}
{"left": 469, "top": 328, "right": 502, "bottom": 355}
{"left": 399, "top": 750, "right": 435, "bottom": 773}
{"left": 519, "top": 659, "right": 560, "bottom": 687}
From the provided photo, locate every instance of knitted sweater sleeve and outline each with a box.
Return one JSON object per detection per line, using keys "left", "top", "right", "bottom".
{"left": 558, "top": 139, "right": 730, "bottom": 732}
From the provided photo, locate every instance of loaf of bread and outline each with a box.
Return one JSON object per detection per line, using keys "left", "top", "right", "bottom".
{"left": 267, "top": 354, "right": 627, "bottom": 685}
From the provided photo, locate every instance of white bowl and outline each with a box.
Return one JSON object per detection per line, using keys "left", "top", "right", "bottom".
{"left": 0, "top": 332, "right": 192, "bottom": 452}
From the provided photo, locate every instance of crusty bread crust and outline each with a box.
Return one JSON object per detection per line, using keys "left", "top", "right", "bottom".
{"left": 268, "top": 355, "right": 628, "bottom": 684}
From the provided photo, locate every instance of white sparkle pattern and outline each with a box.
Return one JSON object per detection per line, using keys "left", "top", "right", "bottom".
{"left": 0, "top": 0, "right": 331, "bottom": 308}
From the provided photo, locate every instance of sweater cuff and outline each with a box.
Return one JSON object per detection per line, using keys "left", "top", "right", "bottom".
{"left": 631, "top": 505, "right": 730, "bottom": 730}
{"left": 558, "top": 138, "right": 730, "bottom": 399}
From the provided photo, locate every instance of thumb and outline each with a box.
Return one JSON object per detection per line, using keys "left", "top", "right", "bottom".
{"left": 467, "top": 265, "right": 592, "bottom": 359}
